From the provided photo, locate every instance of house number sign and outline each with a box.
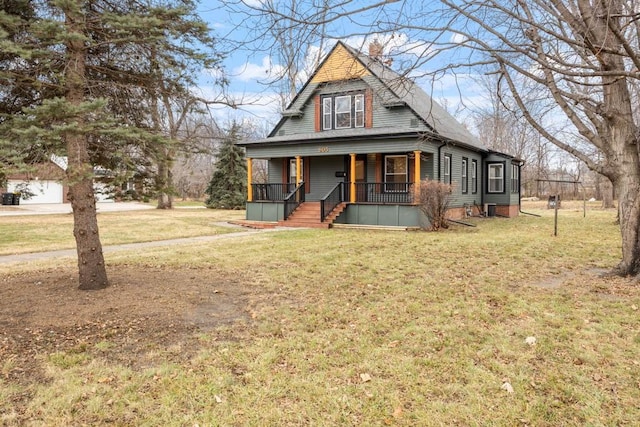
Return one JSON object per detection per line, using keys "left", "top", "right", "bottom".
{"left": 318, "top": 146, "right": 329, "bottom": 153}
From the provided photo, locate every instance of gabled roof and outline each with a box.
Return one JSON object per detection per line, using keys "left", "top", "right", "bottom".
{"left": 341, "top": 43, "right": 485, "bottom": 150}
{"left": 247, "top": 41, "right": 487, "bottom": 152}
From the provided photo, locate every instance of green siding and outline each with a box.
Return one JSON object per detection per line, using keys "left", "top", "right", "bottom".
{"left": 308, "top": 156, "right": 345, "bottom": 200}
{"left": 362, "top": 76, "right": 430, "bottom": 131}
{"left": 437, "top": 146, "right": 483, "bottom": 208}
{"left": 336, "top": 204, "right": 427, "bottom": 227}
{"left": 275, "top": 78, "right": 429, "bottom": 137}
{"left": 483, "top": 154, "right": 511, "bottom": 206}
{"left": 268, "top": 159, "right": 284, "bottom": 183}
{"left": 247, "top": 202, "right": 283, "bottom": 221}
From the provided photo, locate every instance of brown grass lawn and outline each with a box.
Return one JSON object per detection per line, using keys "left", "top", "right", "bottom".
{"left": 1, "top": 203, "right": 638, "bottom": 426}
{"left": 0, "top": 208, "right": 246, "bottom": 255}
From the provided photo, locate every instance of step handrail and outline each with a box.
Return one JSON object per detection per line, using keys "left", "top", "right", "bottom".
{"left": 283, "top": 181, "right": 305, "bottom": 220}
{"left": 320, "top": 182, "right": 344, "bottom": 222}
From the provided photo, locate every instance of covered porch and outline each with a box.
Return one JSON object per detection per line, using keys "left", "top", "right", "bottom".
{"left": 245, "top": 150, "right": 429, "bottom": 227}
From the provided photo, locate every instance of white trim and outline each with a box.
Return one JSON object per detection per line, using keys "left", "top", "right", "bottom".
{"left": 461, "top": 158, "right": 468, "bottom": 193}
{"left": 471, "top": 159, "right": 478, "bottom": 193}
{"left": 322, "top": 97, "right": 332, "bottom": 130}
{"left": 444, "top": 154, "right": 451, "bottom": 184}
{"left": 334, "top": 95, "right": 351, "bottom": 129}
{"left": 354, "top": 94, "right": 365, "bottom": 127}
{"left": 488, "top": 163, "right": 504, "bottom": 193}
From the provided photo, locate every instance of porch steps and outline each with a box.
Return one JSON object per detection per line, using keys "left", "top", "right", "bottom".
{"left": 278, "top": 202, "right": 346, "bottom": 229}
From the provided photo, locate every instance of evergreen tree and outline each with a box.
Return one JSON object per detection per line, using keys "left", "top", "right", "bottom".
{"left": 0, "top": 0, "right": 223, "bottom": 289}
{"left": 205, "top": 123, "right": 247, "bottom": 209}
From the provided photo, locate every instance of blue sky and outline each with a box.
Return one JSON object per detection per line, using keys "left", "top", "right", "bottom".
{"left": 195, "top": 1, "right": 485, "bottom": 133}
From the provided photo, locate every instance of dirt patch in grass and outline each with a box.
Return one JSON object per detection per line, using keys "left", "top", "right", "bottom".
{"left": 0, "top": 265, "right": 271, "bottom": 415}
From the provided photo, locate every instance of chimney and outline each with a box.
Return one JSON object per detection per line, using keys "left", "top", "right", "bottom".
{"left": 369, "top": 40, "right": 383, "bottom": 59}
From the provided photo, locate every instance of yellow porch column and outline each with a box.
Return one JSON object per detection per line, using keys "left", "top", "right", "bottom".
{"left": 413, "top": 150, "right": 421, "bottom": 203}
{"left": 350, "top": 153, "right": 356, "bottom": 203}
{"left": 247, "top": 157, "right": 253, "bottom": 202}
{"left": 296, "top": 156, "right": 302, "bottom": 185}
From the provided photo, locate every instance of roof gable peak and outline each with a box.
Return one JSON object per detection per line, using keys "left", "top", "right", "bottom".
{"left": 310, "top": 41, "right": 372, "bottom": 84}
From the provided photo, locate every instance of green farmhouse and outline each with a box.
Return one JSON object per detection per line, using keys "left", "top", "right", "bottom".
{"left": 238, "top": 41, "right": 522, "bottom": 228}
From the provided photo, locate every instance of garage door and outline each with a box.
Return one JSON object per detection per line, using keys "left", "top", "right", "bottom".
{"left": 7, "top": 180, "right": 64, "bottom": 204}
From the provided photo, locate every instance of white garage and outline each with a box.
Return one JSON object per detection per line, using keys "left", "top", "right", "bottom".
{"left": 7, "top": 179, "right": 64, "bottom": 204}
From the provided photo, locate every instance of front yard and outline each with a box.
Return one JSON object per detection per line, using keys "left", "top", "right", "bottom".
{"left": 1, "top": 204, "right": 638, "bottom": 425}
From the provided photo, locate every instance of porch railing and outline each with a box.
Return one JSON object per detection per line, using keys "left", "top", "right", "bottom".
{"left": 251, "top": 183, "right": 296, "bottom": 201}
{"left": 284, "top": 182, "right": 305, "bottom": 220}
{"left": 352, "top": 182, "right": 415, "bottom": 204}
{"left": 320, "top": 182, "right": 344, "bottom": 222}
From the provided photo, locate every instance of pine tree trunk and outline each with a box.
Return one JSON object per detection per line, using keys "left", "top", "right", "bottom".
{"left": 156, "top": 157, "right": 173, "bottom": 209}
{"left": 65, "top": 2, "right": 108, "bottom": 290}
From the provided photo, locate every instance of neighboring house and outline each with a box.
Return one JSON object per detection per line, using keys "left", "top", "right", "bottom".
{"left": 238, "top": 41, "right": 522, "bottom": 228}
{"left": 2, "top": 156, "right": 116, "bottom": 204}
{"left": 4, "top": 159, "right": 69, "bottom": 204}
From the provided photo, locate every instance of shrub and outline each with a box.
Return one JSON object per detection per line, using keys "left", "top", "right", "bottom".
{"left": 418, "top": 179, "right": 452, "bottom": 230}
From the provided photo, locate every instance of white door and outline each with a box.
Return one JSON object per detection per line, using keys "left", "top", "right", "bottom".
{"left": 7, "top": 180, "right": 64, "bottom": 204}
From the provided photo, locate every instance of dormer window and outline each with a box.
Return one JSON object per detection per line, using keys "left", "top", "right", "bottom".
{"left": 322, "top": 93, "right": 365, "bottom": 130}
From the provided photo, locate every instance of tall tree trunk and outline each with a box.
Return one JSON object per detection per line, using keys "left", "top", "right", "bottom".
{"left": 65, "top": 2, "right": 109, "bottom": 290}
{"left": 602, "top": 177, "right": 615, "bottom": 209}
{"left": 613, "top": 158, "right": 640, "bottom": 275}
{"left": 156, "top": 155, "right": 173, "bottom": 209}
{"left": 604, "top": 75, "right": 640, "bottom": 275}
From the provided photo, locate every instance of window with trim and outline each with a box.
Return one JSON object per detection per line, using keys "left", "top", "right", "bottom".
{"left": 511, "top": 163, "right": 520, "bottom": 193}
{"left": 471, "top": 160, "right": 478, "bottom": 193}
{"left": 461, "top": 158, "right": 468, "bottom": 193}
{"left": 322, "top": 93, "right": 365, "bottom": 130}
{"left": 488, "top": 163, "right": 504, "bottom": 193}
{"left": 384, "top": 155, "right": 408, "bottom": 192}
{"left": 444, "top": 154, "right": 452, "bottom": 185}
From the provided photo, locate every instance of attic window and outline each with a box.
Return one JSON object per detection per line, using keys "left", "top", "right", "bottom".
{"left": 321, "top": 92, "right": 365, "bottom": 130}
{"left": 410, "top": 118, "right": 419, "bottom": 128}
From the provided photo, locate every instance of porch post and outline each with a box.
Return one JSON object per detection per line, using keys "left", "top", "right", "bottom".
{"left": 350, "top": 153, "right": 356, "bottom": 203}
{"left": 413, "top": 150, "right": 421, "bottom": 203}
{"left": 247, "top": 157, "right": 253, "bottom": 202}
{"left": 295, "top": 156, "right": 302, "bottom": 185}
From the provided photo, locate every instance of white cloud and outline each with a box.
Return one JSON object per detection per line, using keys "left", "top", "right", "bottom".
{"left": 450, "top": 33, "right": 468, "bottom": 45}
{"left": 241, "top": 0, "right": 265, "bottom": 7}
{"left": 194, "top": 83, "right": 282, "bottom": 131}
{"left": 232, "top": 56, "right": 286, "bottom": 83}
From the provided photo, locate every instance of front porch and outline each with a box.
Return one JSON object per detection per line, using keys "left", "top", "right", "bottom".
{"left": 245, "top": 180, "right": 422, "bottom": 228}
{"left": 244, "top": 149, "right": 425, "bottom": 227}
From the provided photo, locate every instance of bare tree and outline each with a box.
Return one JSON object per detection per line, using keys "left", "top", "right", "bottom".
{"left": 223, "top": 0, "right": 640, "bottom": 276}
{"left": 172, "top": 115, "right": 224, "bottom": 200}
